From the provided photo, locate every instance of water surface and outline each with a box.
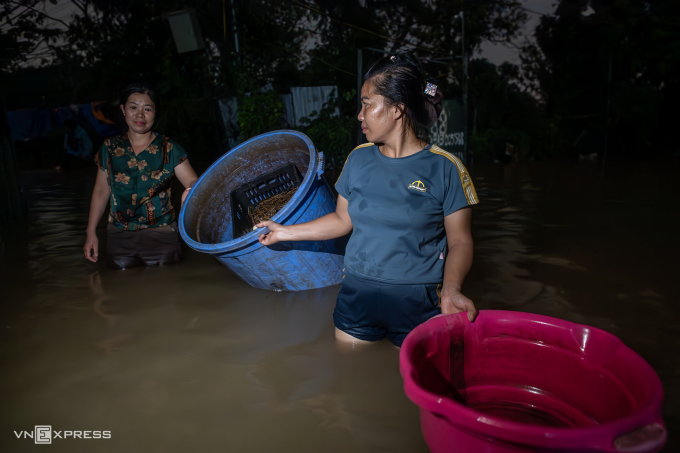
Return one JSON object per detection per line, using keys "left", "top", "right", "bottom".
{"left": 1, "top": 158, "right": 678, "bottom": 452}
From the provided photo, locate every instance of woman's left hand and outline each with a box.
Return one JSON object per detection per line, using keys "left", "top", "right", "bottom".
{"left": 440, "top": 286, "right": 478, "bottom": 322}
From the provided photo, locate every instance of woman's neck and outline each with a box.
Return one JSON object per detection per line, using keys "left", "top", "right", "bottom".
{"left": 378, "top": 129, "right": 427, "bottom": 159}
{"left": 128, "top": 131, "right": 154, "bottom": 145}
{"left": 128, "top": 130, "right": 156, "bottom": 156}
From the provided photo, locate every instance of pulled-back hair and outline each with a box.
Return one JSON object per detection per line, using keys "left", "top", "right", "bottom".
{"left": 363, "top": 52, "right": 443, "bottom": 142}
{"left": 119, "top": 81, "right": 161, "bottom": 127}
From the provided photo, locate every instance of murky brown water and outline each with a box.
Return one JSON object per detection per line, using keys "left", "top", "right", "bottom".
{"left": 1, "top": 157, "right": 678, "bottom": 452}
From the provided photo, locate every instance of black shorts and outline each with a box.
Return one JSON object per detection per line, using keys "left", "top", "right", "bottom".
{"left": 105, "top": 222, "right": 182, "bottom": 270}
{"left": 332, "top": 269, "right": 441, "bottom": 347}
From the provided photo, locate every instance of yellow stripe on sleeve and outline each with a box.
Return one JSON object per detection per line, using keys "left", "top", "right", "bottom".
{"left": 429, "top": 145, "right": 479, "bottom": 205}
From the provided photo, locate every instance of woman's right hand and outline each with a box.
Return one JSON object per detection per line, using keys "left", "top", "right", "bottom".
{"left": 83, "top": 232, "right": 99, "bottom": 262}
{"left": 255, "top": 199, "right": 352, "bottom": 246}
{"left": 256, "top": 220, "right": 291, "bottom": 246}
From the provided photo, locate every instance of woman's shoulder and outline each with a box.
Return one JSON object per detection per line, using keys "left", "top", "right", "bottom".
{"left": 428, "top": 144, "right": 466, "bottom": 168}
{"left": 155, "top": 135, "right": 188, "bottom": 164}
{"left": 351, "top": 142, "right": 376, "bottom": 152}
{"left": 101, "top": 132, "right": 128, "bottom": 150}
{"left": 156, "top": 134, "right": 185, "bottom": 150}
{"left": 345, "top": 142, "right": 376, "bottom": 161}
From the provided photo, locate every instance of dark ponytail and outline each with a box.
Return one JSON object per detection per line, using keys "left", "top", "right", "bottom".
{"left": 363, "top": 52, "right": 442, "bottom": 142}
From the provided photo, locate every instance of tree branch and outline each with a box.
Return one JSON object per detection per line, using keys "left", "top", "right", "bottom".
{"left": 70, "top": 0, "right": 87, "bottom": 16}
{"left": 5, "top": 4, "right": 30, "bottom": 25}
{"left": 12, "top": 2, "right": 70, "bottom": 28}
{"left": 25, "top": 36, "right": 48, "bottom": 54}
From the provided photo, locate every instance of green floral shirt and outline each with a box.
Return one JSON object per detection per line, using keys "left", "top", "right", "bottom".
{"left": 94, "top": 132, "right": 188, "bottom": 230}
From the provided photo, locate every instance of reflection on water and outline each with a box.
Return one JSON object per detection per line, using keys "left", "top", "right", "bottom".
{"left": 1, "top": 158, "right": 678, "bottom": 452}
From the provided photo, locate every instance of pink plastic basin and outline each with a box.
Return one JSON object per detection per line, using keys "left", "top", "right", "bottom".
{"left": 400, "top": 311, "right": 666, "bottom": 453}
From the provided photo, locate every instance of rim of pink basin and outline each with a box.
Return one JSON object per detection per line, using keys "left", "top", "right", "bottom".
{"left": 399, "top": 310, "right": 665, "bottom": 452}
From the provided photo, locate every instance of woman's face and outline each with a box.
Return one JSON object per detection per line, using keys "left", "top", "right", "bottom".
{"left": 120, "top": 93, "right": 156, "bottom": 135}
{"left": 357, "top": 81, "right": 401, "bottom": 144}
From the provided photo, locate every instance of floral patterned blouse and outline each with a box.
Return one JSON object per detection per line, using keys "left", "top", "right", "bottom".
{"left": 94, "top": 132, "right": 188, "bottom": 230}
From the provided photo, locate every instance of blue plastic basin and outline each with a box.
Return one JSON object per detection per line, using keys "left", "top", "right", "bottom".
{"left": 179, "top": 130, "right": 345, "bottom": 291}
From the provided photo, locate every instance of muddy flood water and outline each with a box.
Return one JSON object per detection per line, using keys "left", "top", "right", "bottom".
{"left": 1, "top": 157, "right": 678, "bottom": 452}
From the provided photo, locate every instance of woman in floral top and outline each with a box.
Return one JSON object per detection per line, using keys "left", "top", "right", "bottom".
{"left": 83, "top": 82, "right": 199, "bottom": 269}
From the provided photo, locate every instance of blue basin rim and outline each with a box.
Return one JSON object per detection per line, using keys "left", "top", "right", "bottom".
{"left": 179, "top": 130, "right": 320, "bottom": 255}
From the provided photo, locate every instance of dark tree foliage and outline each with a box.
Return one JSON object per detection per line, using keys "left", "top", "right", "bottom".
{"left": 291, "top": 0, "right": 527, "bottom": 94}
{"left": 2, "top": 0, "right": 534, "bottom": 162}
{"left": 1, "top": 0, "right": 305, "bottom": 163}
{"left": 520, "top": 0, "right": 680, "bottom": 156}
{"left": 468, "top": 59, "right": 547, "bottom": 161}
{"left": 1, "top": 0, "right": 63, "bottom": 71}
{"left": 283, "top": 0, "right": 530, "bottom": 162}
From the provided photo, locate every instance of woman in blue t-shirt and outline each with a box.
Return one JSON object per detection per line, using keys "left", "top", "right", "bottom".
{"left": 257, "top": 53, "right": 479, "bottom": 347}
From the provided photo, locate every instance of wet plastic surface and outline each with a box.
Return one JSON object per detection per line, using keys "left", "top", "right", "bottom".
{"left": 231, "top": 163, "right": 303, "bottom": 239}
{"left": 179, "top": 130, "right": 347, "bottom": 291}
{"left": 400, "top": 310, "right": 666, "bottom": 453}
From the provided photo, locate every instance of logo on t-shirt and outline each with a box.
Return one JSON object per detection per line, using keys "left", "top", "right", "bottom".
{"left": 408, "top": 180, "right": 427, "bottom": 192}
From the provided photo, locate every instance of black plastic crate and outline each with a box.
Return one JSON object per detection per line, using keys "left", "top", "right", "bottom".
{"left": 231, "top": 163, "right": 303, "bottom": 239}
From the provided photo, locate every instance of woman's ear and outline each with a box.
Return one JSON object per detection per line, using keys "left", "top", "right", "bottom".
{"left": 120, "top": 104, "right": 125, "bottom": 116}
{"left": 392, "top": 103, "right": 405, "bottom": 121}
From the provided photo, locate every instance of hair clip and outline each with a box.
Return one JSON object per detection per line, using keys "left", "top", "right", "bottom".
{"left": 390, "top": 55, "right": 396, "bottom": 62}
{"left": 424, "top": 78, "right": 438, "bottom": 97}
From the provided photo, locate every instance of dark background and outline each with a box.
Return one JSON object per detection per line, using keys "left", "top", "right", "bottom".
{"left": 2, "top": 0, "right": 678, "bottom": 171}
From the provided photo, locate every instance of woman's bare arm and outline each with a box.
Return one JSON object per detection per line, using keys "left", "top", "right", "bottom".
{"left": 174, "top": 159, "right": 199, "bottom": 206}
{"left": 440, "top": 207, "right": 478, "bottom": 321}
{"left": 256, "top": 194, "right": 353, "bottom": 245}
{"left": 83, "top": 169, "right": 111, "bottom": 262}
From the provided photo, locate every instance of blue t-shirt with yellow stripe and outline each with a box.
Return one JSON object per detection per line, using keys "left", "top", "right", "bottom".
{"left": 335, "top": 143, "right": 478, "bottom": 284}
